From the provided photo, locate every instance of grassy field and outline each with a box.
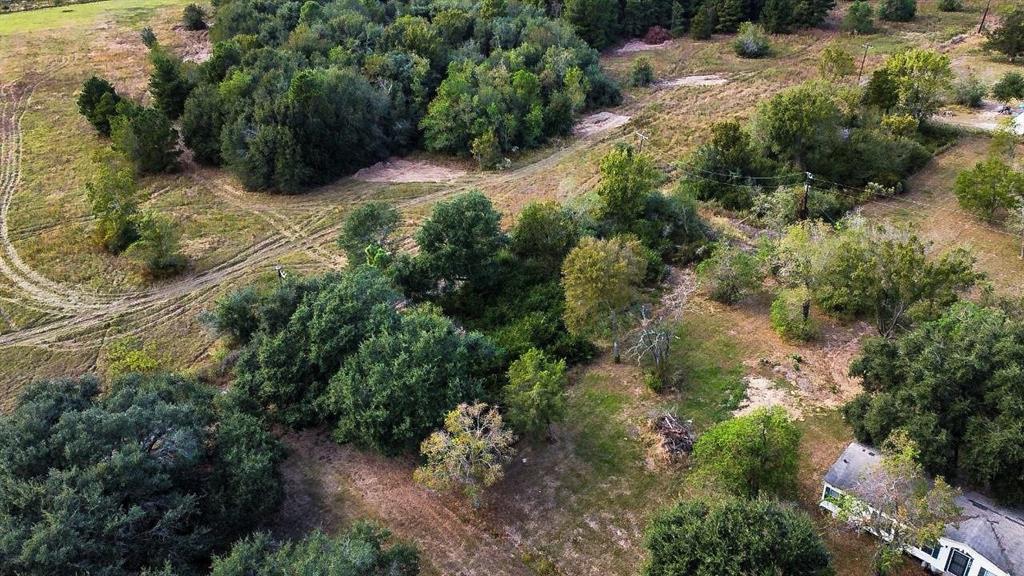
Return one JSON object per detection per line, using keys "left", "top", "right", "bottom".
{"left": 1, "top": 0, "right": 1023, "bottom": 573}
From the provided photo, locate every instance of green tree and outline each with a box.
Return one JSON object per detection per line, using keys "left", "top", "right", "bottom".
{"left": 182, "top": 3, "right": 207, "bottom": 30}
{"left": 210, "top": 525, "right": 418, "bottom": 576}
{"left": 752, "top": 81, "right": 841, "bottom": 170}
{"left": 845, "top": 302, "right": 1024, "bottom": 505}
{"left": 140, "top": 26, "right": 158, "bottom": 48}
{"left": 180, "top": 84, "right": 225, "bottom": 165}
{"left": 984, "top": 6, "right": 1024, "bottom": 62}
{"left": 562, "top": 236, "right": 647, "bottom": 362}
{"left": 819, "top": 44, "right": 856, "bottom": 81}
{"left": 691, "top": 2, "right": 717, "bottom": 39}
{"left": 878, "top": 0, "right": 915, "bottom": 21}
{"left": 878, "top": 49, "right": 952, "bottom": 122}
{"left": 83, "top": 159, "right": 139, "bottom": 253}
{"left": 630, "top": 56, "right": 655, "bottom": 87}
{"left": 954, "top": 157, "right": 1023, "bottom": 222}
{"left": 644, "top": 498, "right": 834, "bottom": 576}
{"left": 992, "top": 71, "right": 1024, "bottom": 102}
{"left": 832, "top": 431, "right": 961, "bottom": 575}
{"left": 732, "top": 22, "right": 771, "bottom": 58}
{"left": 337, "top": 201, "right": 401, "bottom": 266}
{"left": 695, "top": 242, "right": 762, "bottom": 304}
{"left": 0, "top": 374, "right": 283, "bottom": 575}
{"left": 762, "top": 0, "right": 795, "bottom": 33}
{"left": 952, "top": 73, "right": 988, "bottom": 108}
{"left": 692, "top": 406, "right": 801, "bottom": 498}
{"left": 503, "top": 348, "right": 568, "bottom": 439}
{"left": 683, "top": 120, "right": 770, "bottom": 210}
{"left": 414, "top": 402, "right": 515, "bottom": 507}
{"left": 233, "top": 267, "right": 402, "bottom": 428}
{"left": 842, "top": 0, "right": 874, "bottom": 34}
{"left": 110, "top": 102, "right": 181, "bottom": 174}
{"left": 596, "top": 144, "right": 660, "bottom": 233}
{"left": 812, "top": 222, "right": 977, "bottom": 336}
{"left": 326, "top": 306, "right": 499, "bottom": 454}
{"left": 148, "top": 48, "right": 194, "bottom": 120}
{"left": 415, "top": 191, "right": 506, "bottom": 289}
{"left": 563, "top": 0, "right": 619, "bottom": 49}
{"left": 510, "top": 201, "right": 581, "bottom": 275}
{"left": 129, "top": 211, "right": 187, "bottom": 278}
{"left": 76, "top": 76, "right": 121, "bottom": 136}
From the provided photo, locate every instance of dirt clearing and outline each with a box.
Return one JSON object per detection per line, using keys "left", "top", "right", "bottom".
{"left": 353, "top": 157, "right": 466, "bottom": 183}
{"left": 734, "top": 376, "right": 803, "bottom": 419}
{"left": 574, "top": 112, "right": 631, "bottom": 137}
{"left": 658, "top": 74, "right": 729, "bottom": 88}
{"left": 615, "top": 39, "right": 674, "bottom": 54}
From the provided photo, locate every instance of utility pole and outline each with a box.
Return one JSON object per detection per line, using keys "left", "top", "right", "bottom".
{"left": 1019, "top": 203, "right": 1024, "bottom": 260}
{"left": 978, "top": 0, "right": 993, "bottom": 34}
{"left": 857, "top": 44, "right": 870, "bottom": 85}
{"left": 799, "top": 172, "right": 812, "bottom": 221}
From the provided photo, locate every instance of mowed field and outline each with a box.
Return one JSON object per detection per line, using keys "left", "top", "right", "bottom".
{"left": 0, "top": 0, "right": 1022, "bottom": 574}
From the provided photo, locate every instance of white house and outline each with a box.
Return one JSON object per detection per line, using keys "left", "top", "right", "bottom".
{"left": 820, "top": 443, "right": 1024, "bottom": 576}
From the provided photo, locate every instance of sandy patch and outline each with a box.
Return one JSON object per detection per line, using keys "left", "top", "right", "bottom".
{"left": 177, "top": 28, "right": 212, "bottom": 63}
{"left": 658, "top": 74, "right": 729, "bottom": 88}
{"left": 353, "top": 157, "right": 466, "bottom": 183}
{"left": 734, "top": 376, "right": 804, "bottom": 420}
{"left": 615, "top": 39, "right": 674, "bottom": 54}
{"left": 938, "top": 99, "right": 1024, "bottom": 134}
{"left": 574, "top": 112, "right": 631, "bottom": 137}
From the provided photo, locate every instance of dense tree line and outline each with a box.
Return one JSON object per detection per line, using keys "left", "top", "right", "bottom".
{"left": 154, "top": 0, "right": 621, "bottom": 190}
{"left": 0, "top": 374, "right": 282, "bottom": 574}
{"left": 845, "top": 301, "right": 1024, "bottom": 506}
{"left": 560, "top": 0, "right": 835, "bottom": 49}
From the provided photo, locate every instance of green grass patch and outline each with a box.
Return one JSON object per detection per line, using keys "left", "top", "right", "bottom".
{"left": 570, "top": 373, "right": 640, "bottom": 477}
{"left": 669, "top": 311, "right": 747, "bottom": 429}
{"left": 0, "top": 0, "right": 187, "bottom": 35}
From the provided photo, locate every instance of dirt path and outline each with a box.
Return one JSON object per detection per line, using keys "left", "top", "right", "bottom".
{"left": 283, "top": 431, "right": 537, "bottom": 576}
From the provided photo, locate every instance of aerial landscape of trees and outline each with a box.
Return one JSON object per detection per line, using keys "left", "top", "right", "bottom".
{"left": 17, "top": 0, "right": 1024, "bottom": 572}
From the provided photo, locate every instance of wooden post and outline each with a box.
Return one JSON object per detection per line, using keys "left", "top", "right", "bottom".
{"left": 978, "top": 0, "right": 993, "bottom": 34}
{"left": 857, "top": 44, "right": 870, "bottom": 85}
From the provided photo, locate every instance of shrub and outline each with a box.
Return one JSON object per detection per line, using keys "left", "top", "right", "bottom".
{"left": 139, "top": 26, "right": 157, "bottom": 47}
{"left": 953, "top": 73, "right": 987, "bottom": 108}
{"left": 692, "top": 406, "right": 802, "bottom": 497}
{"left": 644, "top": 498, "right": 834, "bottom": 576}
{"left": 182, "top": 3, "right": 207, "bottom": 30}
{"left": 937, "top": 0, "right": 962, "bottom": 11}
{"left": 644, "top": 25, "right": 672, "bottom": 44}
{"left": 843, "top": 0, "right": 874, "bottom": 34}
{"left": 770, "top": 287, "right": 817, "bottom": 341}
{"left": 77, "top": 76, "right": 121, "bottom": 136}
{"left": 211, "top": 525, "right": 418, "bottom": 576}
{"left": 733, "top": 22, "right": 771, "bottom": 58}
{"left": 181, "top": 84, "right": 225, "bottom": 164}
{"left": 148, "top": 48, "right": 193, "bottom": 120}
{"left": 414, "top": 402, "right": 515, "bottom": 507}
{"left": 878, "top": 0, "right": 916, "bottom": 22}
{"left": 83, "top": 160, "right": 139, "bottom": 253}
{"left": 630, "top": 56, "right": 655, "bottom": 87}
{"left": 110, "top": 102, "right": 180, "bottom": 174}
{"left": 984, "top": 6, "right": 1024, "bottom": 63}
{"left": 819, "top": 44, "right": 856, "bottom": 80}
{"left": 992, "top": 71, "right": 1024, "bottom": 102}
{"left": 337, "top": 201, "right": 401, "bottom": 266}
{"left": 695, "top": 243, "right": 762, "bottom": 304}
{"left": 129, "top": 211, "right": 187, "bottom": 278}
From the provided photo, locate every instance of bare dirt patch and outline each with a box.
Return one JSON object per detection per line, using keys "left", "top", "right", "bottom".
{"left": 657, "top": 74, "right": 729, "bottom": 88}
{"left": 615, "top": 39, "right": 674, "bottom": 54}
{"left": 938, "top": 100, "right": 1023, "bottom": 134}
{"left": 176, "top": 27, "right": 212, "bottom": 63}
{"left": 280, "top": 431, "right": 535, "bottom": 576}
{"left": 353, "top": 157, "right": 466, "bottom": 184}
{"left": 734, "top": 375, "right": 803, "bottom": 419}
{"left": 574, "top": 112, "right": 631, "bottom": 137}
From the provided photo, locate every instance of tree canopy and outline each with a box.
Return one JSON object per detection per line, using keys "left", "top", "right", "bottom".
{"left": 0, "top": 374, "right": 282, "bottom": 575}
{"left": 644, "top": 498, "right": 834, "bottom": 576}
{"left": 845, "top": 302, "right": 1024, "bottom": 506}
